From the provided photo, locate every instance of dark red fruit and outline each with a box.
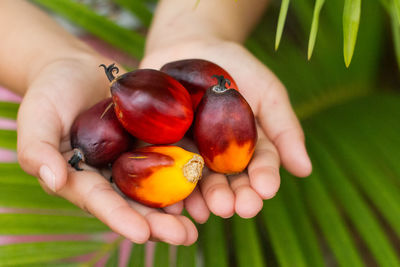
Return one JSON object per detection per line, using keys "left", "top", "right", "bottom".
{"left": 69, "top": 98, "right": 133, "bottom": 170}
{"left": 194, "top": 76, "right": 257, "bottom": 174}
{"left": 100, "top": 64, "right": 193, "bottom": 144}
{"left": 160, "top": 59, "right": 239, "bottom": 110}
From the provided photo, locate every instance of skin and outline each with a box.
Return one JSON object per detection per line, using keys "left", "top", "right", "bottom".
{"left": 0, "top": 0, "right": 312, "bottom": 245}
{"left": 143, "top": 0, "right": 312, "bottom": 220}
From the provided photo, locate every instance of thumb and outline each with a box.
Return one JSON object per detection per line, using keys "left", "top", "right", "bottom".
{"left": 17, "top": 91, "right": 68, "bottom": 192}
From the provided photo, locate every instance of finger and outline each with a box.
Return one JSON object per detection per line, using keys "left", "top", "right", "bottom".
{"left": 58, "top": 170, "right": 150, "bottom": 244}
{"left": 184, "top": 187, "right": 210, "bottom": 224}
{"left": 37, "top": 178, "right": 57, "bottom": 196}
{"left": 247, "top": 128, "right": 281, "bottom": 199}
{"left": 200, "top": 172, "right": 235, "bottom": 218}
{"left": 129, "top": 201, "right": 197, "bottom": 246}
{"left": 17, "top": 92, "right": 67, "bottom": 192}
{"left": 175, "top": 215, "right": 198, "bottom": 246}
{"left": 163, "top": 201, "right": 184, "bottom": 215}
{"left": 257, "top": 77, "right": 312, "bottom": 177}
{"left": 229, "top": 173, "right": 263, "bottom": 218}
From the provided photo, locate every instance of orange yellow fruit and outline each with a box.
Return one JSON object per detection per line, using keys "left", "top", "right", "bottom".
{"left": 112, "top": 145, "right": 204, "bottom": 208}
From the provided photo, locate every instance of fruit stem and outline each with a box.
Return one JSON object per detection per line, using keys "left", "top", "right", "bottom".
{"left": 99, "top": 63, "right": 119, "bottom": 82}
{"left": 68, "top": 149, "right": 84, "bottom": 171}
{"left": 183, "top": 155, "right": 204, "bottom": 183}
{"left": 212, "top": 75, "right": 231, "bottom": 93}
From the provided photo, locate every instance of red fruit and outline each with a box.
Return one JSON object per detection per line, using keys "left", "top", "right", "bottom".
{"left": 194, "top": 76, "right": 257, "bottom": 174}
{"left": 100, "top": 64, "right": 193, "bottom": 144}
{"left": 160, "top": 59, "right": 239, "bottom": 110}
{"left": 69, "top": 98, "right": 133, "bottom": 170}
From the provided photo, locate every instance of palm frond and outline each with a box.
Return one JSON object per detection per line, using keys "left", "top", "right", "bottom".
{"left": 0, "top": 102, "right": 19, "bottom": 120}
{"left": 231, "top": 216, "right": 265, "bottom": 267}
{"left": 343, "top": 0, "right": 361, "bottom": 67}
{"left": 199, "top": 215, "right": 228, "bottom": 267}
{"left": 275, "top": 0, "right": 290, "bottom": 50}
{"left": 153, "top": 242, "right": 170, "bottom": 267}
{"left": 307, "top": 0, "right": 325, "bottom": 59}
{"left": 0, "top": 241, "right": 105, "bottom": 266}
{"left": 113, "top": 0, "right": 153, "bottom": 27}
{"left": 128, "top": 243, "right": 146, "bottom": 267}
{"left": 31, "top": 0, "right": 145, "bottom": 59}
{"left": 1, "top": 0, "right": 399, "bottom": 266}
{"left": 176, "top": 244, "right": 197, "bottom": 267}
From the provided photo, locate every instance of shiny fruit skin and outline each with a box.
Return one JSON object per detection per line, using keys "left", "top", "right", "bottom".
{"left": 160, "top": 59, "right": 239, "bottom": 110}
{"left": 70, "top": 98, "right": 133, "bottom": 169}
{"left": 110, "top": 69, "right": 193, "bottom": 144}
{"left": 112, "top": 146, "right": 204, "bottom": 208}
{"left": 194, "top": 80, "right": 257, "bottom": 174}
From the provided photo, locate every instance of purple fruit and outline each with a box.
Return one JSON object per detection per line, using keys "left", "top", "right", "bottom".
{"left": 69, "top": 98, "right": 133, "bottom": 170}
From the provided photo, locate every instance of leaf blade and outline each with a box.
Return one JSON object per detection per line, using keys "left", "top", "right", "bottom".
{"left": 32, "top": 0, "right": 145, "bottom": 59}
{"left": 0, "top": 241, "right": 105, "bottom": 266}
{"left": 0, "top": 129, "right": 17, "bottom": 150}
{"left": 0, "top": 102, "right": 19, "bottom": 120}
{"left": 343, "top": 0, "right": 361, "bottom": 67}
{"left": 176, "top": 244, "right": 197, "bottom": 267}
{"left": 308, "top": 0, "right": 326, "bottom": 59}
{"left": 153, "top": 242, "right": 170, "bottom": 267}
{"left": 200, "top": 215, "right": 228, "bottom": 267}
{"left": 113, "top": 0, "right": 152, "bottom": 27}
{"left": 232, "top": 216, "right": 266, "bottom": 267}
{"left": 275, "top": 0, "right": 290, "bottom": 50}
{"left": 0, "top": 213, "right": 108, "bottom": 235}
{"left": 308, "top": 129, "right": 400, "bottom": 266}
{"left": 261, "top": 194, "right": 307, "bottom": 267}
{"left": 127, "top": 243, "right": 145, "bottom": 267}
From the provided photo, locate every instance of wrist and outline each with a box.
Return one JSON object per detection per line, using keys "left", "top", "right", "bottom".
{"left": 145, "top": 0, "right": 268, "bottom": 55}
{"left": 25, "top": 51, "right": 113, "bottom": 101}
{"left": 26, "top": 49, "right": 107, "bottom": 94}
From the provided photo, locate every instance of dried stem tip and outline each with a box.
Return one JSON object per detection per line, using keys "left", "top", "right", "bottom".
{"left": 211, "top": 75, "right": 231, "bottom": 93}
{"left": 183, "top": 155, "right": 204, "bottom": 183}
{"left": 100, "top": 63, "right": 119, "bottom": 82}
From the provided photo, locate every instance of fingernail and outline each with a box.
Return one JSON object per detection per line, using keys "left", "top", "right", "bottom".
{"left": 39, "top": 165, "right": 56, "bottom": 192}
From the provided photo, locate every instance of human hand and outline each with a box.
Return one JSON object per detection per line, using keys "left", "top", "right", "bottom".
{"left": 141, "top": 38, "right": 312, "bottom": 219}
{"left": 17, "top": 55, "right": 198, "bottom": 245}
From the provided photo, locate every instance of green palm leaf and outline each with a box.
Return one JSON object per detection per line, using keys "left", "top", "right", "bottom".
{"left": 2, "top": 1, "right": 400, "bottom": 266}
{"left": 261, "top": 194, "right": 308, "bottom": 267}
{"left": 176, "top": 244, "right": 197, "bottom": 267}
{"left": 308, "top": 0, "right": 325, "bottom": 59}
{"left": 153, "top": 242, "right": 170, "bottom": 267}
{"left": 0, "top": 241, "right": 105, "bottom": 266}
{"left": 275, "top": 0, "right": 290, "bottom": 50}
{"left": 308, "top": 129, "right": 400, "bottom": 266}
{"left": 128, "top": 243, "right": 146, "bottom": 267}
{"left": 394, "top": 0, "right": 400, "bottom": 24}
{"left": 105, "top": 246, "right": 120, "bottom": 267}
{"left": 113, "top": 0, "right": 152, "bottom": 27}
{"left": 32, "top": 0, "right": 145, "bottom": 59}
{"left": 232, "top": 216, "right": 265, "bottom": 267}
{"left": 200, "top": 215, "right": 228, "bottom": 267}
{"left": 300, "top": 163, "right": 364, "bottom": 266}
{"left": 0, "top": 130, "right": 16, "bottom": 150}
{"left": 279, "top": 175, "right": 325, "bottom": 267}
{"left": 0, "top": 213, "right": 108, "bottom": 234}
{"left": 343, "top": 0, "right": 361, "bottom": 67}
{"left": 0, "top": 102, "right": 19, "bottom": 120}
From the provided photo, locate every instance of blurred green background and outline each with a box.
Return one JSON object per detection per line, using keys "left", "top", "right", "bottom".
{"left": 0, "top": 0, "right": 400, "bottom": 266}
